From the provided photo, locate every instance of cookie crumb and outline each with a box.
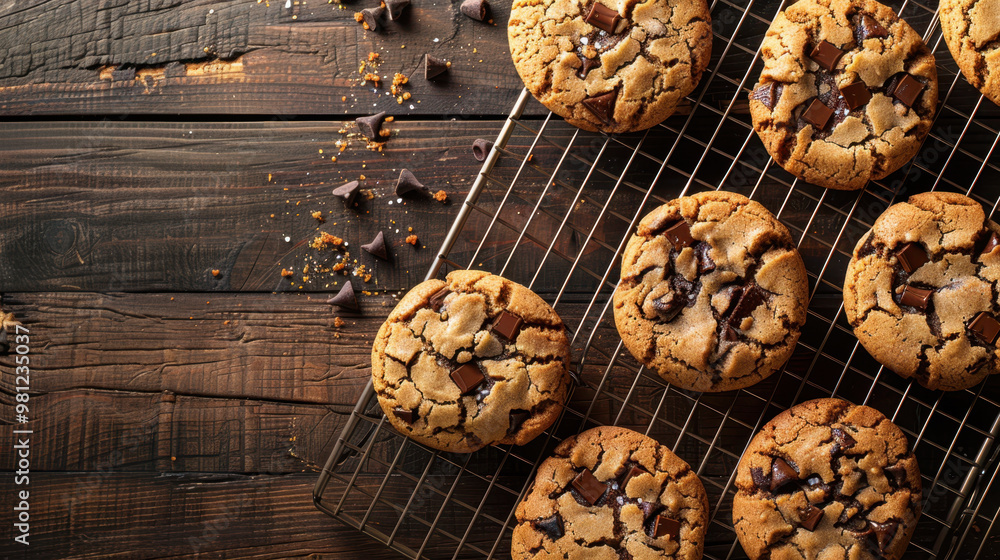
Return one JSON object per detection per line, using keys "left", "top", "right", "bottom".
{"left": 433, "top": 190, "right": 448, "bottom": 203}
{"left": 311, "top": 232, "right": 344, "bottom": 250}
{"left": 281, "top": 268, "right": 294, "bottom": 278}
{"left": 406, "top": 234, "right": 419, "bottom": 245}
{"left": 312, "top": 210, "right": 325, "bottom": 222}
{"left": 334, "top": 316, "right": 345, "bottom": 327}
{"left": 211, "top": 269, "right": 221, "bottom": 277}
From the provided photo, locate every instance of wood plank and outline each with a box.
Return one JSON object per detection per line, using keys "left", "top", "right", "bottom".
{"left": 0, "top": 0, "right": 539, "bottom": 117}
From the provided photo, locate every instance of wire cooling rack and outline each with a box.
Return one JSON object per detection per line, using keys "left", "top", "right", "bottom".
{"left": 314, "top": 0, "right": 1000, "bottom": 556}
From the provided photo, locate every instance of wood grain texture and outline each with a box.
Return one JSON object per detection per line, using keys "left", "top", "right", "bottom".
{"left": 0, "top": 0, "right": 540, "bottom": 116}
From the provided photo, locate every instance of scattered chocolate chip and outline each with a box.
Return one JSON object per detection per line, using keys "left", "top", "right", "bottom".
{"left": 333, "top": 180, "right": 362, "bottom": 206}
{"left": 385, "top": 0, "right": 410, "bottom": 20}
{"left": 856, "top": 14, "right": 888, "bottom": 41}
{"left": 810, "top": 40, "right": 845, "bottom": 71}
{"left": 695, "top": 243, "right": 715, "bottom": 273}
{"left": 328, "top": 281, "right": 360, "bottom": 311}
{"left": 571, "top": 468, "right": 607, "bottom": 505}
{"left": 460, "top": 0, "right": 489, "bottom": 20}
{"left": 535, "top": 514, "right": 564, "bottom": 540}
{"left": 770, "top": 457, "right": 798, "bottom": 491}
{"left": 840, "top": 81, "right": 872, "bottom": 110}
{"left": 508, "top": 410, "right": 531, "bottom": 433}
{"left": 425, "top": 54, "right": 450, "bottom": 80}
{"left": 831, "top": 427, "right": 857, "bottom": 452}
{"left": 652, "top": 294, "right": 684, "bottom": 321}
{"left": 750, "top": 466, "right": 771, "bottom": 490}
{"left": 891, "top": 74, "right": 924, "bottom": 107}
{"left": 490, "top": 310, "right": 523, "bottom": 341}
{"left": 360, "top": 6, "right": 385, "bottom": 30}
{"left": 361, "top": 231, "right": 389, "bottom": 260}
{"left": 393, "top": 407, "right": 417, "bottom": 424}
{"left": 982, "top": 232, "right": 1000, "bottom": 257}
{"left": 751, "top": 82, "right": 781, "bottom": 110}
{"left": 577, "top": 54, "right": 600, "bottom": 79}
{"left": 395, "top": 168, "right": 426, "bottom": 196}
{"left": 900, "top": 285, "right": 933, "bottom": 309}
{"left": 584, "top": 2, "right": 621, "bottom": 33}
{"left": 729, "top": 284, "right": 767, "bottom": 324}
{"left": 664, "top": 220, "right": 695, "bottom": 249}
{"left": 581, "top": 90, "right": 617, "bottom": 124}
{"left": 472, "top": 138, "right": 494, "bottom": 162}
{"left": 869, "top": 520, "right": 898, "bottom": 551}
{"left": 355, "top": 111, "right": 386, "bottom": 140}
{"left": 800, "top": 504, "right": 824, "bottom": 531}
{"left": 895, "top": 242, "right": 928, "bottom": 273}
{"left": 620, "top": 465, "right": 649, "bottom": 489}
{"left": 0, "top": 327, "right": 8, "bottom": 354}
{"left": 651, "top": 515, "right": 680, "bottom": 540}
{"left": 801, "top": 98, "right": 834, "bottom": 129}
{"left": 450, "top": 363, "right": 486, "bottom": 394}
{"left": 428, "top": 287, "right": 451, "bottom": 311}
{"left": 969, "top": 312, "right": 1000, "bottom": 345}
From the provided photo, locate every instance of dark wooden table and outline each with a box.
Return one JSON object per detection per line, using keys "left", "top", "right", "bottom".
{"left": 2, "top": 1, "right": 1000, "bottom": 559}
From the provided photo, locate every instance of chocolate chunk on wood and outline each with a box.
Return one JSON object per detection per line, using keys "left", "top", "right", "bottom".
{"left": 840, "top": 81, "right": 872, "bottom": 110}
{"left": 356, "top": 111, "right": 386, "bottom": 139}
{"left": 472, "top": 138, "right": 494, "bottom": 162}
{"left": 801, "top": 98, "right": 834, "bottom": 129}
{"left": 328, "top": 281, "right": 360, "bottom": 311}
{"left": 652, "top": 515, "right": 680, "bottom": 540}
{"left": 969, "top": 312, "right": 1000, "bottom": 345}
{"left": 751, "top": 82, "right": 782, "bottom": 110}
{"left": 581, "top": 90, "right": 617, "bottom": 124}
{"left": 385, "top": 0, "right": 410, "bottom": 20}
{"left": 664, "top": 220, "right": 695, "bottom": 249}
{"left": 577, "top": 54, "right": 600, "bottom": 79}
{"left": 450, "top": 363, "right": 485, "bottom": 394}
{"left": 360, "top": 6, "right": 384, "bottom": 30}
{"left": 895, "top": 242, "right": 928, "bottom": 273}
{"left": 800, "top": 504, "right": 824, "bottom": 531}
{"left": 770, "top": 457, "right": 798, "bottom": 491}
{"left": 571, "top": 468, "right": 607, "bottom": 505}
{"left": 361, "top": 231, "right": 389, "bottom": 260}
{"left": 490, "top": 310, "right": 523, "bottom": 340}
{"left": 333, "top": 180, "right": 362, "bottom": 206}
{"left": 535, "top": 514, "right": 564, "bottom": 540}
{"left": 855, "top": 14, "right": 888, "bottom": 41}
{"left": 425, "top": 54, "right": 450, "bottom": 80}
{"left": 891, "top": 74, "right": 924, "bottom": 107}
{"left": 460, "top": 0, "right": 489, "bottom": 21}
{"left": 619, "top": 465, "right": 648, "bottom": 489}
{"left": 393, "top": 407, "right": 417, "bottom": 424}
{"left": 584, "top": 2, "right": 621, "bottom": 33}
{"left": 508, "top": 410, "right": 531, "bottom": 433}
{"left": 810, "top": 40, "right": 844, "bottom": 70}
{"left": 900, "top": 285, "right": 932, "bottom": 309}
{"left": 395, "top": 168, "right": 425, "bottom": 195}
{"left": 429, "top": 287, "right": 451, "bottom": 311}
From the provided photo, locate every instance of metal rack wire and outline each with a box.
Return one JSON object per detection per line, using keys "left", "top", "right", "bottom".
{"left": 314, "top": 0, "right": 1000, "bottom": 556}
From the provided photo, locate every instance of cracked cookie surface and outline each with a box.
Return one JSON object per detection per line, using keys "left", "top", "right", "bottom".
{"left": 939, "top": 0, "right": 1000, "bottom": 106}
{"left": 371, "top": 270, "right": 572, "bottom": 453}
{"left": 733, "top": 398, "right": 921, "bottom": 560}
{"left": 508, "top": 0, "right": 711, "bottom": 133}
{"left": 513, "top": 426, "right": 709, "bottom": 560}
{"left": 844, "top": 191, "right": 1000, "bottom": 391}
{"left": 749, "top": 0, "right": 937, "bottom": 190}
{"left": 613, "top": 191, "right": 809, "bottom": 393}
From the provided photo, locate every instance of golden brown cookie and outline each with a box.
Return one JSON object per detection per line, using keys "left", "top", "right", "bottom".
{"left": 371, "top": 270, "right": 572, "bottom": 453}
{"left": 939, "top": 0, "right": 1000, "bottom": 106}
{"left": 749, "top": 0, "right": 938, "bottom": 190}
{"left": 512, "top": 426, "right": 709, "bottom": 560}
{"left": 614, "top": 191, "right": 809, "bottom": 392}
{"left": 508, "top": 0, "right": 712, "bottom": 133}
{"left": 733, "top": 398, "right": 921, "bottom": 560}
{"left": 844, "top": 191, "right": 1000, "bottom": 391}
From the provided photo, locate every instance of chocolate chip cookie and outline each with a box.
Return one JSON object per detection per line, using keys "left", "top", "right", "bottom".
{"left": 844, "top": 191, "right": 1000, "bottom": 391}
{"left": 733, "top": 398, "right": 921, "bottom": 560}
{"left": 749, "top": 0, "right": 938, "bottom": 190}
{"left": 512, "top": 426, "right": 709, "bottom": 560}
{"left": 939, "top": 0, "right": 1000, "bottom": 106}
{"left": 371, "top": 270, "right": 572, "bottom": 453}
{"left": 508, "top": 0, "right": 712, "bottom": 134}
{"left": 613, "top": 191, "right": 809, "bottom": 392}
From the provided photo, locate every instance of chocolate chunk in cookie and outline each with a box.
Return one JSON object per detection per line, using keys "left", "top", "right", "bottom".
{"left": 809, "top": 40, "right": 844, "bottom": 70}
{"left": 969, "top": 312, "right": 1000, "bottom": 345}
{"left": 890, "top": 73, "right": 924, "bottom": 107}
{"left": 571, "top": 469, "right": 607, "bottom": 505}
{"left": 581, "top": 90, "right": 617, "bottom": 125}
{"left": 584, "top": 2, "right": 621, "bottom": 33}
{"left": 840, "top": 80, "right": 872, "bottom": 109}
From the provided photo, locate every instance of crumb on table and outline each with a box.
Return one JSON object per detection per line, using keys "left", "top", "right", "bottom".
{"left": 312, "top": 210, "right": 325, "bottom": 222}
{"left": 406, "top": 234, "right": 419, "bottom": 245}
{"left": 333, "top": 317, "right": 345, "bottom": 328}
{"left": 281, "top": 268, "right": 294, "bottom": 278}
{"left": 433, "top": 190, "right": 448, "bottom": 203}
{"left": 311, "top": 232, "right": 344, "bottom": 250}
